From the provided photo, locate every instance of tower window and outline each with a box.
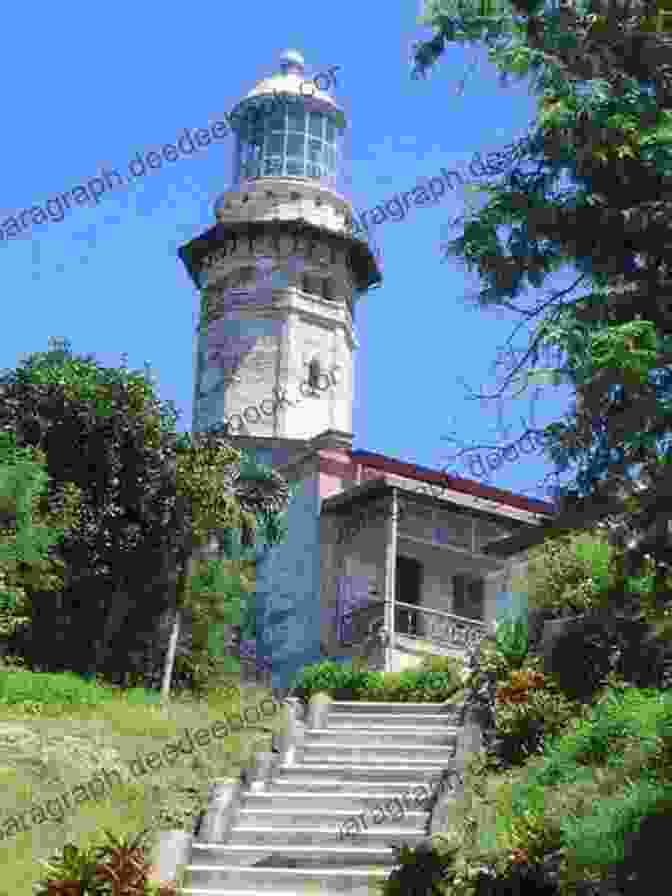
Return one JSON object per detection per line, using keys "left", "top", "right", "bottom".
{"left": 321, "top": 278, "right": 333, "bottom": 300}
{"left": 308, "top": 358, "right": 321, "bottom": 389}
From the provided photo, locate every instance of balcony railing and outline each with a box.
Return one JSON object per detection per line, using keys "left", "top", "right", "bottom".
{"left": 342, "top": 600, "right": 488, "bottom": 653}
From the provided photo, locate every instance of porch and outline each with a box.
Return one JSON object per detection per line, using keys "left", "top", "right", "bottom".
{"left": 340, "top": 598, "right": 490, "bottom": 672}
{"left": 320, "top": 477, "right": 533, "bottom": 672}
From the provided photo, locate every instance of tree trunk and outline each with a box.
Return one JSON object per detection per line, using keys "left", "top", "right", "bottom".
{"left": 160, "top": 606, "right": 181, "bottom": 701}
{"left": 160, "top": 540, "right": 197, "bottom": 702}
{"left": 85, "top": 582, "right": 133, "bottom": 681}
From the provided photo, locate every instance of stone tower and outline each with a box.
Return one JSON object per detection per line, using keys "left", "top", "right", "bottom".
{"left": 179, "top": 49, "right": 382, "bottom": 444}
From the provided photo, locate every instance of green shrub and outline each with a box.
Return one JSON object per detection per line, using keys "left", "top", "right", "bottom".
{"left": 494, "top": 687, "right": 672, "bottom": 887}
{"left": 378, "top": 838, "right": 459, "bottom": 896}
{"left": 493, "top": 616, "right": 530, "bottom": 670}
{"left": 523, "top": 529, "right": 618, "bottom": 618}
{"left": 492, "top": 661, "right": 580, "bottom": 769}
{"left": 291, "top": 656, "right": 465, "bottom": 703}
{"left": 0, "top": 667, "right": 116, "bottom": 707}
{"left": 561, "top": 778, "right": 672, "bottom": 877}
{"left": 541, "top": 685, "right": 672, "bottom": 773}
{"left": 291, "top": 661, "right": 379, "bottom": 701}
{"left": 365, "top": 662, "right": 464, "bottom": 703}
{"left": 543, "top": 611, "right": 672, "bottom": 703}
{"left": 0, "top": 665, "right": 163, "bottom": 710}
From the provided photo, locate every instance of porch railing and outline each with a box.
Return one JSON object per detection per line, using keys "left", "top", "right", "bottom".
{"left": 395, "top": 601, "right": 488, "bottom": 651}
{"left": 342, "top": 599, "right": 387, "bottom": 647}
{"left": 343, "top": 600, "right": 488, "bottom": 653}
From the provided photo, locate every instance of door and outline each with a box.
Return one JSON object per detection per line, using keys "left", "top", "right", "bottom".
{"left": 395, "top": 556, "right": 423, "bottom": 635}
{"left": 452, "top": 573, "right": 485, "bottom": 621}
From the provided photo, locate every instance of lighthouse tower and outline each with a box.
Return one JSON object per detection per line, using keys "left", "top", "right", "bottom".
{"left": 179, "top": 49, "right": 382, "bottom": 446}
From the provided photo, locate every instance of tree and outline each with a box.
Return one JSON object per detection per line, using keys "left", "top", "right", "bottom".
{"left": 159, "top": 430, "right": 290, "bottom": 699}
{"left": 413, "top": 0, "right": 672, "bottom": 611}
{"left": 0, "top": 340, "right": 291, "bottom": 687}
{"left": 0, "top": 430, "right": 82, "bottom": 640}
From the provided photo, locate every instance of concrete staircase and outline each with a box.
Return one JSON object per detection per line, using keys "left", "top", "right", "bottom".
{"left": 182, "top": 699, "right": 464, "bottom": 895}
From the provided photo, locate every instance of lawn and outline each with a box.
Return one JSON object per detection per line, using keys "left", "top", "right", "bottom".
{"left": 0, "top": 662, "right": 284, "bottom": 896}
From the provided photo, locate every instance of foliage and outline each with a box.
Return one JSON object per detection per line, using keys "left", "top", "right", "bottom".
{"left": 0, "top": 667, "right": 281, "bottom": 896}
{"left": 395, "top": 684, "right": 672, "bottom": 895}
{"left": 413, "top": 0, "right": 672, "bottom": 581}
{"left": 462, "top": 618, "right": 580, "bottom": 771}
{"left": 34, "top": 829, "right": 180, "bottom": 895}
{"left": 501, "top": 686, "right": 672, "bottom": 888}
{"left": 0, "top": 665, "right": 159, "bottom": 708}
{"left": 364, "top": 657, "right": 465, "bottom": 702}
{"left": 523, "top": 529, "right": 618, "bottom": 617}
{"left": 542, "top": 608, "right": 672, "bottom": 703}
{"left": 492, "top": 657, "right": 580, "bottom": 767}
{"left": 463, "top": 613, "right": 532, "bottom": 726}
{"left": 377, "top": 838, "right": 459, "bottom": 896}
{"left": 290, "top": 660, "right": 379, "bottom": 701}
{"left": 291, "top": 655, "right": 466, "bottom": 703}
{"left": 492, "top": 615, "right": 530, "bottom": 668}
{"left": 0, "top": 430, "right": 82, "bottom": 616}
{"left": 0, "top": 340, "right": 290, "bottom": 692}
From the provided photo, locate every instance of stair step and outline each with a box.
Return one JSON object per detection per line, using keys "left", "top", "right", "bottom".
{"left": 325, "top": 712, "right": 462, "bottom": 727}
{"left": 306, "top": 726, "right": 459, "bottom": 745}
{"left": 188, "top": 844, "right": 396, "bottom": 871}
{"left": 268, "top": 781, "right": 439, "bottom": 800}
{"left": 328, "top": 701, "right": 459, "bottom": 712}
{"left": 241, "top": 791, "right": 435, "bottom": 811}
{"left": 225, "top": 826, "right": 427, "bottom": 845}
{"left": 182, "top": 865, "right": 390, "bottom": 894}
{"left": 274, "top": 763, "right": 450, "bottom": 782}
{"left": 301, "top": 744, "right": 456, "bottom": 763}
{"left": 236, "top": 807, "right": 428, "bottom": 828}
{"left": 183, "top": 700, "right": 467, "bottom": 894}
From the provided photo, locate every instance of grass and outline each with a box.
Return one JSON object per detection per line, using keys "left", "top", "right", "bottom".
{"left": 0, "top": 662, "right": 285, "bottom": 896}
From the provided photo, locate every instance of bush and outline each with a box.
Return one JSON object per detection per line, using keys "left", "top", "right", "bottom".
{"left": 365, "top": 657, "right": 465, "bottom": 702}
{"left": 462, "top": 617, "right": 533, "bottom": 736}
{"left": 378, "top": 839, "right": 459, "bottom": 896}
{"left": 499, "top": 687, "right": 672, "bottom": 887}
{"left": 291, "top": 655, "right": 465, "bottom": 703}
{"left": 523, "top": 530, "right": 618, "bottom": 618}
{"left": 34, "top": 829, "right": 180, "bottom": 895}
{"left": 291, "top": 661, "right": 378, "bottom": 701}
{"left": 542, "top": 609, "right": 672, "bottom": 703}
{"left": 0, "top": 667, "right": 117, "bottom": 707}
{"left": 490, "top": 658, "right": 579, "bottom": 769}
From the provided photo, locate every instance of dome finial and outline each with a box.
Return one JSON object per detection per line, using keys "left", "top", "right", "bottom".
{"left": 279, "top": 49, "right": 305, "bottom": 76}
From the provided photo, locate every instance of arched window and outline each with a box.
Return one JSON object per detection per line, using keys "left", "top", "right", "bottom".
{"left": 321, "top": 278, "right": 333, "bottom": 300}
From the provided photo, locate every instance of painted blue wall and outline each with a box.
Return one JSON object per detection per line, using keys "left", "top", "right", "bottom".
{"left": 495, "top": 587, "right": 529, "bottom": 625}
{"left": 255, "top": 471, "right": 322, "bottom": 690}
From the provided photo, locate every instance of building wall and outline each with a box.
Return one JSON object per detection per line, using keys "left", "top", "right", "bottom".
{"left": 255, "top": 470, "right": 322, "bottom": 691}
{"left": 193, "top": 229, "right": 357, "bottom": 442}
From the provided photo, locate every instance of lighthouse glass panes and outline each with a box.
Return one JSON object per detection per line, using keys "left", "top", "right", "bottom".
{"left": 237, "top": 96, "right": 338, "bottom": 185}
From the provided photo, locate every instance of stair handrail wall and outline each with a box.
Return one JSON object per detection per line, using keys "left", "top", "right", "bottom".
{"left": 428, "top": 702, "right": 485, "bottom": 836}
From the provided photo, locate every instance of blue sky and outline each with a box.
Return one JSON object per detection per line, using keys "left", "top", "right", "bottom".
{"left": 2, "top": 1, "right": 578, "bottom": 506}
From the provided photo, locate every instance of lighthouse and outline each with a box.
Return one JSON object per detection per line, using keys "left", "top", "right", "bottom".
{"left": 179, "top": 49, "right": 382, "bottom": 446}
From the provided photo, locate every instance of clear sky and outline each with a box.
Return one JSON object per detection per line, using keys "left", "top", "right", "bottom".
{"left": 2, "top": 0, "right": 578, "bottom": 506}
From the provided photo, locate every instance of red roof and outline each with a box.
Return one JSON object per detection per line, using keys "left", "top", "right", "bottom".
{"left": 349, "top": 449, "right": 554, "bottom": 516}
